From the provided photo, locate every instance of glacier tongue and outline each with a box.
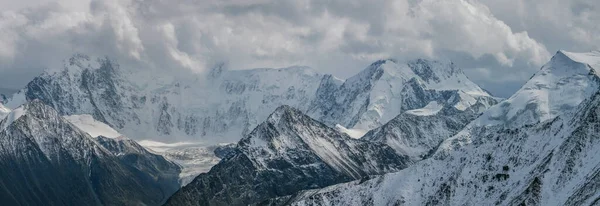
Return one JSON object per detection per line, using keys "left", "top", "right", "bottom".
{"left": 405, "top": 101, "right": 443, "bottom": 116}
{"left": 334, "top": 124, "right": 367, "bottom": 139}
{"left": 63, "top": 113, "right": 222, "bottom": 187}
{"left": 64, "top": 114, "right": 123, "bottom": 138}
{"left": 138, "top": 140, "right": 223, "bottom": 186}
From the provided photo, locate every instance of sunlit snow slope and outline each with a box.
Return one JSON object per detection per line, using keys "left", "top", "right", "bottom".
{"left": 281, "top": 50, "right": 600, "bottom": 206}
{"left": 5, "top": 55, "right": 497, "bottom": 143}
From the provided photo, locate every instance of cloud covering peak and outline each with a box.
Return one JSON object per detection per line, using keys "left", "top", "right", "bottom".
{"left": 0, "top": 0, "right": 598, "bottom": 97}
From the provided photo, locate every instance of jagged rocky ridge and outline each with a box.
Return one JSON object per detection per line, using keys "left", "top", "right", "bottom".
{"left": 0, "top": 100, "right": 181, "bottom": 205}
{"left": 362, "top": 101, "right": 485, "bottom": 161}
{"left": 5, "top": 55, "right": 497, "bottom": 142}
{"left": 1, "top": 53, "right": 501, "bottom": 205}
{"left": 5, "top": 55, "right": 327, "bottom": 142}
{"left": 164, "top": 105, "right": 409, "bottom": 206}
{"left": 307, "top": 59, "right": 498, "bottom": 131}
{"left": 472, "top": 50, "right": 600, "bottom": 128}
{"left": 270, "top": 51, "right": 600, "bottom": 205}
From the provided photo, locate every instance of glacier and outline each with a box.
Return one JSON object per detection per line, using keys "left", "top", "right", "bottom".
{"left": 4, "top": 55, "right": 496, "bottom": 145}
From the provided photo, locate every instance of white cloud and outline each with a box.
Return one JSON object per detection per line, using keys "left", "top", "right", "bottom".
{"left": 0, "top": 0, "right": 596, "bottom": 96}
{"left": 479, "top": 0, "right": 600, "bottom": 52}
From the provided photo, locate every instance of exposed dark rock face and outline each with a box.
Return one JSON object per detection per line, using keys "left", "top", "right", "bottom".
{"left": 213, "top": 143, "right": 237, "bottom": 159}
{"left": 3, "top": 55, "right": 500, "bottom": 205}
{"left": 362, "top": 104, "right": 483, "bottom": 160}
{"left": 95, "top": 136, "right": 181, "bottom": 199}
{"left": 270, "top": 51, "right": 600, "bottom": 206}
{"left": 0, "top": 100, "right": 181, "bottom": 205}
{"left": 165, "top": 106, "right": 408, "bottom": 206}
{"left": 276, "top": 88, "right": 600, "bottom": 206}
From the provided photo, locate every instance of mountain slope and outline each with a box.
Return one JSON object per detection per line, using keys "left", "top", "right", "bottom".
{"left": 5, "top": 55, "right": 326, "bottom": 142}
{"left": 285, "top": 90, "right": 600, "bottom": 206}
{"left": 0, "top": 103, "right": 8, "bottom": 119}
{"left": 164, "top": 105, "right": 408, "bottom": 206}
{"left": 5, "top": 55, "right": 497, "bottom": 143}
{"left": 63, "top": 113, "right": 182, "bottom": 190}
{"left": 475, "top": 50, "right": 600, "bottom": 128}
{"left": 0, "top": 100, "right": 180, "bottom": 205}
{"left": 308, "top": 59, "right": 497, "bottom": 131}
{"left": 279, "top": 50, "right": 600, "bottom": 206}
{"left": 95, "top": 136, "right": 182, "bottom": 192}
{"left": 437, "top": 50, "right": 600, "bottom": 156}
{"left": 64, "top": 114, "right": 123, "bottom": 138}
{"left": 361, "top": 103, "right": 483, "bottom": 161}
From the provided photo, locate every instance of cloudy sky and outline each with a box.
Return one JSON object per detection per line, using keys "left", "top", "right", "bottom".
{"left": 0, "top": 0, "right": 598, "bottom": 97}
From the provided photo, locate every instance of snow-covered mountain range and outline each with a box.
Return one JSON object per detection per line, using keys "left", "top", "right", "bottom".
{"left": 271, "top": 51, "right": 600, "bottom": 205}
{"left": 4, "top": 55, "right": 327, "bottom": 142}
{"left": 0, "top": 53, "right": 501, "bottom": 205}
{"left": 165, "top": 86, "right": 494, "bottom": 205}
{"left": 4, "top": 54, "right": 496, "bottom": 144}
{"left": 6, "top": 50, "right": 599, "bottom": 206}
{"left": 308, "top": 59, "right": 497, "bottom": 131}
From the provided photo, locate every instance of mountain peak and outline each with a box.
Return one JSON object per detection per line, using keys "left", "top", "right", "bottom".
{"left": 350, "top": 59, "right": 417, "bottom": 86}
{"left": 242, "top": 105, "right": 328, "bottom": 152}
{"left": 474, "top": 50, "right": 600, "bottom": 127}
{"left": 272, "top": 104, "right": 296, "bottom": 113}
{"left": 208, "top": 62, "right": 227, "bottom": 78}
{"left": 553, "top": 50, "right": 600, "bottom": 74}
{"left": 19, "top": 99, "right": 53, "bottom": 116}
{"left": 354, "top": 59, "right": 489, "bottom": 96}
{"left": 0, "top": 99, "right": 56, "bottom": 130}
{"left": 368, "top": 58, "right": 458, "bottom": 73}
{"left": 266, "top": 105, "right": 303, "bottom": 124}
{"left": 368, "top": 58, "right": 399, "bottom": 68}
{"left": 407, "top": 59, "right": 461, "bottom": 82}
{"left": 61, "top": 53, "right": 103, "bottom": 73}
